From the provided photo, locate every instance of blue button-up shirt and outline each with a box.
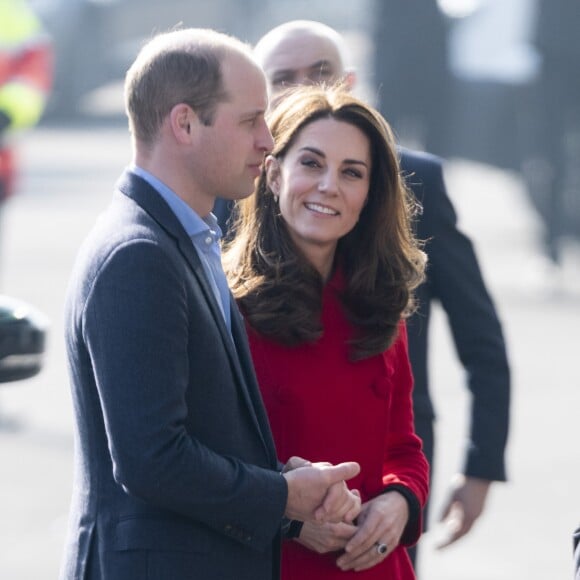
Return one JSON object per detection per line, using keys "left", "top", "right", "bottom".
{"left": 131, "top": 165, "right": 231, "bottom": 332}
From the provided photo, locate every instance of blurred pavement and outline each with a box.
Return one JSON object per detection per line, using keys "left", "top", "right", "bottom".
{"left": 0, "top": 120, "right": 578, "bottom": 579}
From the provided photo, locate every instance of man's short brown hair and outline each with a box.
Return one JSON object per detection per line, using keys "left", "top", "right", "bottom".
{"left": 124, "top": 28, "right": 252, "bottom": 145}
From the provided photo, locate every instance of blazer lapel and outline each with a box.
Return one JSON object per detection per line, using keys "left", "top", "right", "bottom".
{"left": 230, "top": 305, "right": 278, "bottom": 464}
{"left": 116, "top": 170, "right": 273, "bottom": 458}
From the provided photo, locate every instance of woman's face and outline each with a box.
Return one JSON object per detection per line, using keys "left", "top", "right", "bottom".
{"left": 268, "top": 117, "right": 371, "bottom": 266}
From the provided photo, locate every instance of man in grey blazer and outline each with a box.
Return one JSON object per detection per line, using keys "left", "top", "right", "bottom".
{"left": 59, "top": 28, "right": 361, "bottom": 580}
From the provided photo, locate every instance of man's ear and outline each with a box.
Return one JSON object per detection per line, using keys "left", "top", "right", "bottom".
{"left": 169, "top": 104, "right": 195, "bottom": 144}
{"left": 343, "top": 69, "right": 357, "bottom": 92}
{"left": 265, "top": 155, "right": 281, "bottom": 195}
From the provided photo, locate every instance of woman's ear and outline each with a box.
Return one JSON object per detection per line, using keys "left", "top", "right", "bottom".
{"left": 265, "top": 155, "right": 281, "bottom": 197}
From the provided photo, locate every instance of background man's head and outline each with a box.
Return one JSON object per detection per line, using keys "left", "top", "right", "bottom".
{"left": 254, "top": 20, "right": 355, "bottom": 99}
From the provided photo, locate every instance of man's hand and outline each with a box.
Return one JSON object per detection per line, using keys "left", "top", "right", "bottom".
{"left": 282, "top": 456, "right": 312, "bottom": 472}
{"left": 283, "top": 461, "right": 361, "bottom": 524}
{"left": 297, "top": 520, "right": 358, "bottom": 554}
{"left": 435, "top": 474, "right": 491, "bottom": 549}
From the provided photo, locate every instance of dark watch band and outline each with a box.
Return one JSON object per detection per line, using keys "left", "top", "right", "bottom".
{"left": 281, "top": 517, "right": 304, "bottom": 539}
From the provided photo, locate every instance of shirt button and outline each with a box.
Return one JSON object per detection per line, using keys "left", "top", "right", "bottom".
{"left": 205, "top": 235, "right": 212, "bottom": 245}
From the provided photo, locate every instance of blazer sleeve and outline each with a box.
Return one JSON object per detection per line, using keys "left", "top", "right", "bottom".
{"left": 418, "top": 153, "right": 511, "bottom": 481}
{"left": 381, "top": 322, "right": 430, "bottom": 545}
{"left": 81, "top": 237, "right": 287, "bottom": 551}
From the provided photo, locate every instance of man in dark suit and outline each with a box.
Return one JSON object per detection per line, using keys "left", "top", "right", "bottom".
{"left": 214, "top": 19, "right": 511, "bottom": 569}
{"left": 522, "top": 0, "right": 580, "bottom": 265}
{"left": 574, "top": 525, "right": 580, "bottom": 580}
{"left": 59, "top": 28, "right": 362, "bottom": 580}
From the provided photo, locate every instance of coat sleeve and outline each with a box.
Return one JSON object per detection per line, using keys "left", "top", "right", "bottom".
{"left": 381, "top": 322, "right": 430, "bottom": 545}
{"left": 81, "top": 237, "right": 287, "bottom": 551}
{"left": 420, "top": 155, "right": 510, "bottom": 481}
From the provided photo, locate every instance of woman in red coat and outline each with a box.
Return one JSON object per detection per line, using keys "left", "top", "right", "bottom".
{"left": 224, "top": 85, "right": 429, "bottom": 579}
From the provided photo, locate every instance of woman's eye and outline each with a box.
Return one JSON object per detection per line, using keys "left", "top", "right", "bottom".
{"left": 301, "top": 158, "right": 320, "bottom": 168}
{"left": 345, "top": 168, "right": 363, "bottom": 178}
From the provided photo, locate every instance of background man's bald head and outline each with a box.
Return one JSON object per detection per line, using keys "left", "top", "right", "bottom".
{"left": 253, "top": 20, "right": 355, "bottom": 95}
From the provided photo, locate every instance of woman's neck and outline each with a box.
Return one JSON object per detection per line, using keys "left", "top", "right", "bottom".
{"left": 304, "top": 245, "right": 336, "bottom": 282}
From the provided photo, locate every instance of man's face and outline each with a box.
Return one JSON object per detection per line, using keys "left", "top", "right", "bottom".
{"left": 190, "top": 53, "right": 274, "bottom": 203}
{"left": 260, "top": 31, "right": 344, "bottom": 97}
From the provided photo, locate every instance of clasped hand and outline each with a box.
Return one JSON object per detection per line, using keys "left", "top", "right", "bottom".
{"left": 282, "top": 456, "right": 361, "bottom": 525}
{"left": 298, "top": 491, "right": 410, "bottom": 572}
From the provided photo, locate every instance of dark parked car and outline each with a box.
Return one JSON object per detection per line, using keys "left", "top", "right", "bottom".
{"left": 0, "top": 296, "right": 48, "bottom": 383}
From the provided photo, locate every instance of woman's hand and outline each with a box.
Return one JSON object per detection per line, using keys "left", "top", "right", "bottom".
{"left": 335, "top": 491, "right": 409, "bottom": 572}
{"left": 296, "top": 521, "right": 358, "bottom": 554}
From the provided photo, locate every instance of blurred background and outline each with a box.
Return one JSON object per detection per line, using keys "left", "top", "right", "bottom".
{"left": 0, "top": 0, "right": 579, "bottom": 578}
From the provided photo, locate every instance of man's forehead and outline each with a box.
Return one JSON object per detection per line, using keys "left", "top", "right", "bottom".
{"left": 261, "top": 32, "right": 343, "bottom": 74}
{"left": 221, "top": 52, "right": 269, "bottom": 110}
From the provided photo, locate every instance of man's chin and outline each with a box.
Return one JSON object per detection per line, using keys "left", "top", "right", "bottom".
{"left": 231, "top": 187, "right": 257, "bottom": 201}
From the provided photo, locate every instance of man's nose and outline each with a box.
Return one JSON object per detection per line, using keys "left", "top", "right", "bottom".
{"left": 298, "top": 74, "right": 315, "bottom": 86}
{"left": 257, "top": 120, "right": 274, "bottom": 152}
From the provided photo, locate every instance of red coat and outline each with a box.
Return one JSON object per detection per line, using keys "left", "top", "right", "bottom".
{"left": 246, "top": 269, "right": 429, "bottom": 579}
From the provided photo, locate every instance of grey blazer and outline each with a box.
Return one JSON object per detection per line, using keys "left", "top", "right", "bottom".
{"left": 60, "top": 170, "right": 286, "bottom": 580}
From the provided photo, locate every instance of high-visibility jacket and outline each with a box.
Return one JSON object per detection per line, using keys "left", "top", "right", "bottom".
{"left": 0, "top": 0, "right": 53, "bottom": 200}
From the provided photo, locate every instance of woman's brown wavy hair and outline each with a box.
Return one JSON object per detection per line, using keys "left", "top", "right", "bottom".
{"left": 223, "top": 84, "right": 426, "bottom": 360}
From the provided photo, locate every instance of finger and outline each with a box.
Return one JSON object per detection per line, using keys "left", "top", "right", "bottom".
{"left": 436, "top": 524, "right": 467, "bottom": 549}
{"left": 283, "top": 456, "right": 312, "bottom": 472}
{"left": 343, "top": 530, "right": 380, "bottom": 559}
{"left": 439, "top": 515, "right": 475, "bottom": 549}
{"left": 316, "top": 483, "right": 359, "bottom": 523}
{"left": 435, "top": 507, "right": 471, "bottom": 549}
{"left": 298, "top": 521, "right": 357, "bottom": 554}
{"left": 315, "top": 481, "right": 344, "bottom": 522}
{"left": 343, "top": 490, "right": 361, "bottom": 523}
{"left": 438, "top": 497, "right": 454, "bottom": 522}
{"left": 324, "top": 522, "right": 360, "bottom": 552}
{"left": 343, "top": 510, "right": 381, "bottom": 555}
{"left": 326, "top": 461, "right": 361, "bottom": 483}
{"left": 314, "top": 463, "right": 360, "bottom": 522}
{"left": 338, "top": 541, "right": 389, "bottom": 571}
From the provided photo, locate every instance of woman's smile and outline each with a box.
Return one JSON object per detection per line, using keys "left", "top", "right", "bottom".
{"left": 304, "top": 202, "right": 339, "bottom": 216}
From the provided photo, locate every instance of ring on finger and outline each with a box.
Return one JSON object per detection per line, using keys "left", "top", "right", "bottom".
{"left": 375, "top": 542, "right": 388, "bottom": 555}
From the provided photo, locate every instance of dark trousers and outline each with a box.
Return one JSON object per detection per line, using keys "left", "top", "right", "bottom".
{"left": 521, "top": 54, "right": 580, "bottom": 263}
{"left": 407, "top": 414, "right": 434, "bottom": 568}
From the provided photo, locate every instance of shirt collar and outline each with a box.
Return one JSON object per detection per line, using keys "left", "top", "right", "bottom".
{"left": 130, "top": 164, "right": 222, "bottom": 240}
